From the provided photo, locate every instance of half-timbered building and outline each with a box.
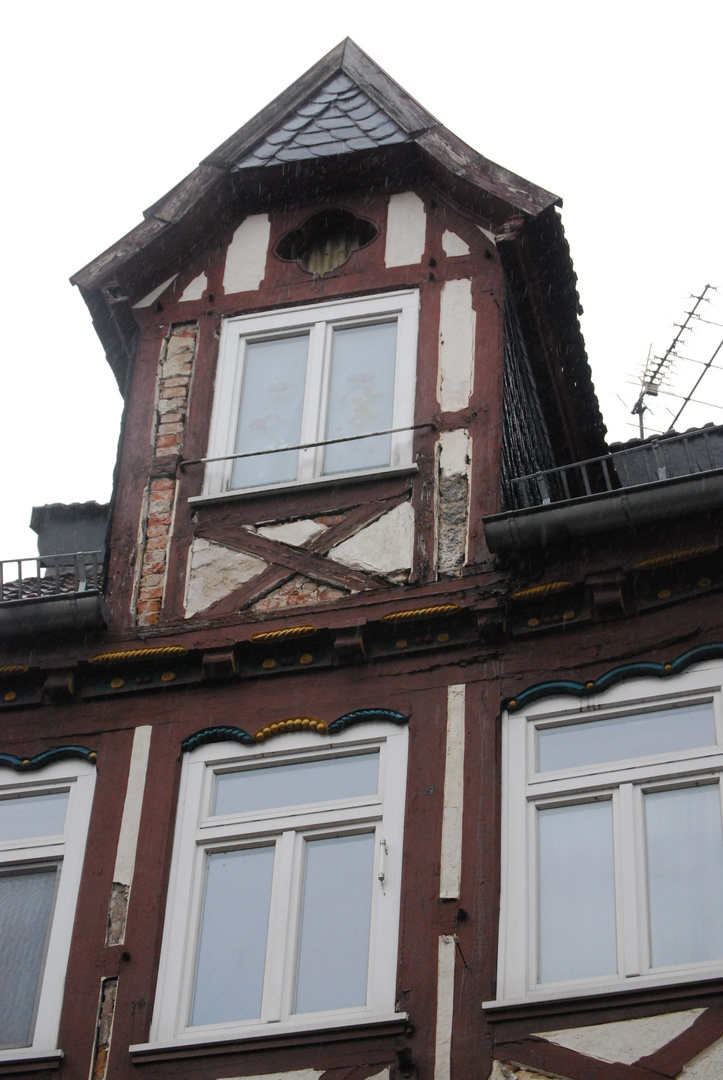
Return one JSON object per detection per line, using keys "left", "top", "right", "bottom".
{"left": 1, "top": 39, "right": 723, "bottom": 1080}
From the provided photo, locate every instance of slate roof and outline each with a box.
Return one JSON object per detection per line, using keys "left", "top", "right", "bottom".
{"left": 237, "top": 73, "right": 410, "bottom": 168}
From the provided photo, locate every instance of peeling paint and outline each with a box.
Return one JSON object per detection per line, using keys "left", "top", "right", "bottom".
{"left": 89, "top": 977, "right": 118, "bottom": 1080}
{"left": 223, "top": 214, "right": 270, "bottom": 294}
{"left": 180, "top": 272, "right": 207, "bottom": 301}
{"left": 437, "top": 430, "right": 471, "bottom": 576}
{"left": 438, "top": 279, "right": 475, "bottom": 412}
{"left": 442, "top": 230, "right": 470, "bottom": 257}
{"left": 537, "top": 1009, "right": 705, "bottom": 1066}
{"left": 105, "top": 883, "right": 129, "bottom": 948}
{"left": 185, "top": 539, "right": 267, "bottom": 618}
{"left": 106, "top": 725, "right": 152, "bottom": 945}
{"left": 331, "top": 502, "right": 414, "bottom": 577}
{"left": 489, "top": 1066, "right": 557, "bottom": 1080}
{"left": 385, "top": 191, "right": 426, "bottom": 267}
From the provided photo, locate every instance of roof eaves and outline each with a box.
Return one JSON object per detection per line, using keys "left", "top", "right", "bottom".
{"left": 415, "top": 125, "right": 560, "bottom": 220}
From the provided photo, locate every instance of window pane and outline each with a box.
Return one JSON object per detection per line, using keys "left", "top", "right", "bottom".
{"left": 323, "top": 322, "right": 397, "bottom": 475}
{"left": 537, "top": 702, "right": 715, "bottom": 773}
{"left": 231, "top": 334, "right": 309, "bottom": 489}
{"left": 191, "top": 846, "right": 274, "bottom": 1026}
{"left": 214, "top": 752, "right": 379, "bottom": 816}
{"left": 295, "top": 832, "right": 374, "bottom": 1013}
{"left": 538, "top": 801, "right": 617, "bottom": 983}
{"left": 0, "top": 792, "right": 68, "bottom": 842}
{"left": 0, "top": 867, "right": 57, "bottom": 1048}
{"left": 646, "top": 784, "right": 723, "bottom": 967}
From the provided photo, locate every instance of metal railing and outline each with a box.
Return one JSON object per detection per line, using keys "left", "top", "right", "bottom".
{"left": 0, "top": 552, "right": 103, "bottom": 604}
{"left": 505, "top": 425, "right": 723, "bottom": 511}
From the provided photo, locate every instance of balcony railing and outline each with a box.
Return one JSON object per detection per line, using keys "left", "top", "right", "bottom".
{"left": 0, "top": 552, "right": 103, "bottom": 604}
{"left": 504, "top": 425, "right": 723, "bottom": 511}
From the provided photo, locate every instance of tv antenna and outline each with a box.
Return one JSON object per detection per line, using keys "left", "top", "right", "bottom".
{"left": 630, "top": 285, "right": 721, "bottom": 437}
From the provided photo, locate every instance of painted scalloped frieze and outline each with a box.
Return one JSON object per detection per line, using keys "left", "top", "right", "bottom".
{"left": 182, "top": 708, "right": 409, "bottom": 753}
{"left": 506, "top": 642, "right": 723, "bottom": 711}
{"left": 0, "top": 746, "right": 98, "bottom": 772}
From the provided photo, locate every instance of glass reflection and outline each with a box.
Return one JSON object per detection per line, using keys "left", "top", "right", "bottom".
{"left": 294, "top": 833, "right": 374, "bottom": 1013}
{"left": 538, "top": 801, "right": 617, "bottom": 982}
{"left": 232, "top": 334, "right": 309, "bottom": 489}
{"left": 191, "top": 846, "right": 274, "bottom": 1026}
{"left": 537, "top": 702, "right": 715, "bottom": 773}
{"left": 0, "top": 792, "right": 68, "bottom": 842}
{"left": 323, "top": 321, "right": 397, "bottom": 475}
{"left": 214, "top": 753, "right": 379, "bottom": 816}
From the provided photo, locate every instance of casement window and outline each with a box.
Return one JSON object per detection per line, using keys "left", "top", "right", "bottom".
{"left": 147, "top": 721, "right": 408, "bottom": 1048}
{"left": 495, "top": 660, "right": 723, "bottom": 1006}
{"left": 202, "top": 291, "right": 419, "bottom": 496}
{"left": 0, "top": 760, "right": 96, "bottom": 1057}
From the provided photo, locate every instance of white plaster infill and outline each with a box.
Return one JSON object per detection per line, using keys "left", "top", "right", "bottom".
{"left": 439, "top": 685, "right": 465, "bottom": 899}
{"left": 330, "top": 502, "right": 414, "bottom": 577}
{"left": 442, "top": 230, "right": 470, "bottom": 257}
{"left": 678, "top": 1033, "right": 723, "bottom": 1078}
{"left": 433, "top": 934, "right": 456, "bottom": 1080}
{"left": 438, "top": 278, "right": 476, "bottom": 412}
{"left": 385, "top": 191, "right": 426, "bottom": 267}
{"left": 439, "top": 428, "right": 470, "bottom": 477}
{"left": 184, "top": 538, "right": 267, "bottom": 618}
{"left": 133, "top": 274, "right": 178, "bottom": 309}
{"left": 180, "top": 272, "right": 207, "bottom": 302}
{"left": 255, "top": 519, "right": 328, "bottom": 547}
{"left": 476, "top": 223, "right": 497, "bottom": 245}
{"left": 113, "top": 726, "right": 152, "bottom": 887}
{"left": 223, "top": 213, "right": 271, "bottom": 294}
{"left": 536, "top": 1009, "right": 705, "bottom": 1066}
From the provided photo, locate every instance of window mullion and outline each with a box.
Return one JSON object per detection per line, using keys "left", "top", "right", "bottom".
{"left": 297, "top": 322, "right": 326, "bottom": 482}
{"left": 259, "top": 831, "right": 295, "bottom": 1023}
{"left": 615, "top": 782, "right": 643, "bottom": 977}
{"left": 314, "top": 319, "right": 334, "bottom": 479}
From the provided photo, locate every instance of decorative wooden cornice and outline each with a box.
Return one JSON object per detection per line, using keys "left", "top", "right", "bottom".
{"left": 182, "top": 708, "right": 409, "bottom": 753}
{"left": 88, "top": 646, "right": 188, "bottom": 665}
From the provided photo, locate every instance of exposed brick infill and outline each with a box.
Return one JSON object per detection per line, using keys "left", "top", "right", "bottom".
{"left": 134, "top": 323, "right": 198, "bottom": 627}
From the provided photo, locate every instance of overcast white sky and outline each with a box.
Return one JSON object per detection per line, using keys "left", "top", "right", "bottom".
{"left": 1, "top": 0, "right": 721, "bottom": 562}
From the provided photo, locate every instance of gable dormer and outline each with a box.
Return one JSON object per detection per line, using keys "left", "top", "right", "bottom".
{"left": 72, "top": 39, "right": 605, "bottom": 633}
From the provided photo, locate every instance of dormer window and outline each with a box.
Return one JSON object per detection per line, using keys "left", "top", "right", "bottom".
{"left": 203, "top": 290, "right": 418, "bottom": 497}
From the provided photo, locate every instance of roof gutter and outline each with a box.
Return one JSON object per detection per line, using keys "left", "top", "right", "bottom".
{"left": 483, "top": 469, "right": 723, "bottom": 554}
{"left": 0, "top": 592, "right": 109, "bottom": 639}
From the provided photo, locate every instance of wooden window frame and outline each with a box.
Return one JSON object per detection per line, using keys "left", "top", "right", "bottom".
{"left": 492, "top": 659, "right": 723, "bottom": 1008}
{"left": 202, "top": 290, "right": 419, "bottom": 498}
{"left": 0, "top": 761, "right": 96, "bottom": 1059}
{"left": 145, "top": 722, "right": 408, "bottom": 1051}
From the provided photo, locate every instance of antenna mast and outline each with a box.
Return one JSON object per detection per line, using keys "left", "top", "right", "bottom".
{"left": 631, "top": 285, "right": 714, "bottom": 437}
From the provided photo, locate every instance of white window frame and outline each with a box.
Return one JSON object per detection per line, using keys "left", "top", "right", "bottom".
{"left": 0, "top": 760, "right": 96, "bottom": 1059}
{"left": 145, "top": 721, "right": 408, "bottom": 1050}
{"left": 493, "top": 659, "right": 723, "bottom": 1008}
{"left": 201, "top": 290, "right": 419, "bottom": 497}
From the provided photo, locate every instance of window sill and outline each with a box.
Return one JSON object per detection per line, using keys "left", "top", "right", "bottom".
{"left": 130, "top": 1013, "right": 409, "bottom": 1063}
{"left": 189, "top": 464, "right": 418, "bottom": 506}
{"left": 0, "top": 1050, "right": 63, "bottom": 1074}
{"left": 484, "top": 965, "right": 723, "bottom": 1013}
